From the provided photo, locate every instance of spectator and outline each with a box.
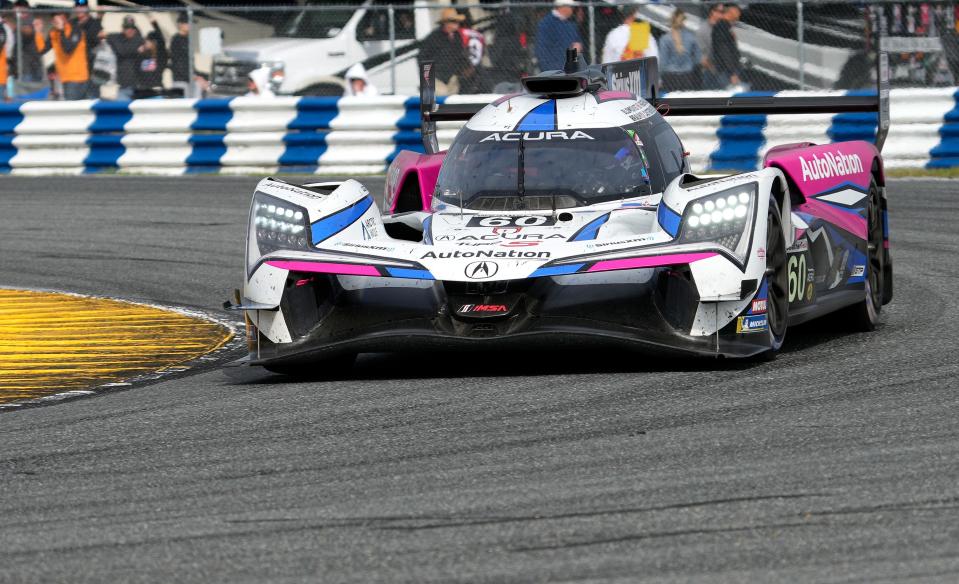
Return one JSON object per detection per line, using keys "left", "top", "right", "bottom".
{"left": 72, "top": 0, "right": 101, "bottom": 97}
{"left": 486, "top": 7, "right": 535, "bottom": 89}
{"left": 169, "top": 13, "right": 191, "bottom": 95}
{"left": 417, "top": 8, "right": 472, "bottom": 95}
{"left": 344, "top": 63, "right": 378, "bottom": 97}
{"left": 535, "top": 0, "right": 583, "bottom": 72}
{"left": 136, "top": 20, "right": 167, "bottom": 96}
{"left": 0, "top": 6, "right": 8, "bottom": 100}
{"left": 601, "top": 7, "right": 659, "bottom": 64}
{"left": 0, "top": 2, "right": 12, "bottom": 82}
{"left": 658, "top": 9, "right": 701, "bottom": 91}
{"left": 107, "top": 16, "right": 144, "bottom": 100}
{"left": 697, "top": 3, "right": 725, "bottom": 89}
{"left": 13, "top": 7, "right": 47, "bottom": 87}
{"left": 712, "top": 4, "right": 743, "bottom": 89}
{"left": 459, "top": 11, "right": 486, "bottom": 93}
{"left": 45, "top": 11, "right": 90, "bottom": 100}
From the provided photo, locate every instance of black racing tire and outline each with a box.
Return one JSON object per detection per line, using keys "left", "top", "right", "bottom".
{"left": 761, "top": 196, "right": 789, "bottom": 360}
{"left": 838, "top": 178, "right": 884, "bottom": 332}
{"left": 264, "top": 352, "right": 357, "bottom": 378}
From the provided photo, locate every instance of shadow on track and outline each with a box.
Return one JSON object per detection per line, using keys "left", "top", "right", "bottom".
{"left": 223, "top": 320, "right": 866, "bottom": 385}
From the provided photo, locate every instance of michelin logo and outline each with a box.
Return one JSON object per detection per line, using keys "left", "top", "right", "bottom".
{"left": 800, "top": 150, "right": 864, "bottom": 182}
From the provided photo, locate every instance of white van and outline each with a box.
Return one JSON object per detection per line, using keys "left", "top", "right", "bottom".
{"left": 210, "top": 0, "right": 436, "bottom": 96}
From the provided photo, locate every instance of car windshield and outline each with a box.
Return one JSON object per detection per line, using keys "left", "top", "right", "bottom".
{"left": 433, "top": 127, "right": 654, "bottom": 211}
{"left": 276, "top": 7, "right": 358, "bottom": 38}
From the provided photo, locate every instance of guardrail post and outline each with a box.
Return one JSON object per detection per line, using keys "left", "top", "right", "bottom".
{"left": 588, "top": 3, "right": 596, "bottom": 65}
{"left": 389, "top": 5, "right": 397, "bottom": 95}
{"left": 187, "top": 7, "right": 196, "bottom": 98}
{"left": 797, "top": 0, "right": 805, "bottom": 90}
{"left": 15, "top": 9, "right": 22, "bottom": 94}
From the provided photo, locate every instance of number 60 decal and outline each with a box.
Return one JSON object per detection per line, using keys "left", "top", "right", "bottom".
{"left": 787, "top": 254, "right": 807, "bottom": 303}
{"left": 467, "top": 216, "right": 556, "bottom": 227}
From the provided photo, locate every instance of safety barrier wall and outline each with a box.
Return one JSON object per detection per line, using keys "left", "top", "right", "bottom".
{"left": 0, "top": 89, "right": 957, "bottom": 176}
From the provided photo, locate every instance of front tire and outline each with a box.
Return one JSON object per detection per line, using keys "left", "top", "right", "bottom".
{"left": 762, "top": 197, "right": 789, "bottom": 359}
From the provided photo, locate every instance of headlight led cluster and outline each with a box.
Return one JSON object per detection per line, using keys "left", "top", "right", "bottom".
{"left": 252, "top": 193, "right": 311, "bottom": 254}
{"left": 679, "top": 184, "right": 756, "bottom": 253}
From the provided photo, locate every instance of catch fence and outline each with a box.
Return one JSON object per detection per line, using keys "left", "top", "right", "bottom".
{"left": 1, "top": 1, "right": 958, "bottom": 102}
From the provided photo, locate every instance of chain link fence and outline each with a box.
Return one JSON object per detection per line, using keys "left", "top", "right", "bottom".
{"left": 1, "top": 1, "right": 957, "bottom": 100}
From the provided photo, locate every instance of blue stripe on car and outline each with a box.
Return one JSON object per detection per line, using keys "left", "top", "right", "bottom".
{"left": 385, "top": 267, "right": 434, "bottom": 280}
{"left": 530, "top": 264, "right": 584, "bottom": 277}
{"left": 311, "top": 196, "right": 374, "bottom": 244}
{"left": 657, "top": 204, "right": 682, "bottom": 237}
{"left": 516, "top": 100, "right": 556, "bottom": 131}
{"left": 570, "top": 213, "right": 610, "bottom": 241}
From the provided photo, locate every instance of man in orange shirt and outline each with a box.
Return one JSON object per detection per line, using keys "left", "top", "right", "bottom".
{"left": 42, "top": 11, "right": 90, "bottom": 100}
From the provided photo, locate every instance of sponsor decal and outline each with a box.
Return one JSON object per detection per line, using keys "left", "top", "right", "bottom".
{"left": 479, "top": 130, "right": 595, "bottom": 143}
{"left": 751, "top": 299, "right": 767, "bottom": 314}
{"left": 361, "top": 217, "right": 378, "bottom": 240}
{"left": 620, "top": 101, "right": 656, "bottom": 122}
{"left": 458, "top": 233, "right": 565, "bottom": 242}
{"left": 467, "top": 216, "right": 555, "bottom": 227}
{"left": 435, "top": 234, "right": 456, "bottom": 242}
{"left": 333, "top": 241, "right": 395, "bottom": 252}
{"left": 502, "top": 241, "right": 540, "bottom": 247}
{"left": 799, "top": 149, "right": 864, "bottom": 182}
{"left": 756, "top": 247, "right": 766, "bottom": 260}
{"left": 457, "top": 304, "right": 510, "bottom": 315}
{"left": 262, "top": 184, "right": 325, "bottom": 200}
{"left": 422, "top": 249, "right": 550, "bottom": 259}
{"left": 850, "top": 265, "right": 865, "bottom": 278}
{"left": 465, "top": 261, "right": 499, "bottom": 279}
{"left": 591, "top": 235, "right": 656, "bottom": 248}
{"left": 786, "top": 238, "right": 809, "bottom": 253}
{"left": 736, "top": 314, "right": 768, "bottom": 334}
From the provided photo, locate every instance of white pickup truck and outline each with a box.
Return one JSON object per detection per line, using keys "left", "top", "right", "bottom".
{"left": 210, "top": 1, "right": 436, "bottom": 96}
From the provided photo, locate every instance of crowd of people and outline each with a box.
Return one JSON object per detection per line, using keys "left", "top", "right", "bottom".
{"left": 416, "top": 0, "right": 746, "bottom": 96}
{"left": 0, "top": 0, "right": 193, "bottom": 101}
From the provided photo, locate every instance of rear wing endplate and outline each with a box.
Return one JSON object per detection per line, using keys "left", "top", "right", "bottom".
{"left": 417, "top": 52, "right": 890, "bottom": 154}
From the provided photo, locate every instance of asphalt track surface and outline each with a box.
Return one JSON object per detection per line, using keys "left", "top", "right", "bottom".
{"left": 2, "top": 176, "right": 959, "bottom": 583}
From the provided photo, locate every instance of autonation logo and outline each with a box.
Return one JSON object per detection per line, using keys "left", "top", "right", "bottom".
{"left": 799, "top": 150, "right": 864, "bottom": 182}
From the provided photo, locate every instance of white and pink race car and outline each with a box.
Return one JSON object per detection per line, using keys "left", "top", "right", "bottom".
{"left": 228, "top": 51, "right": 893, "bottom": 374}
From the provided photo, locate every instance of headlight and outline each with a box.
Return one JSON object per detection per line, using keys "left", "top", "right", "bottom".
{"left": 251, "top": 192, "right": 311, "bottom": 255}
{"left": 679, "top": 183, "right": 756, "bottom": 256}
{"left": 267, "top": 62, "right": 285, "bottom": 91}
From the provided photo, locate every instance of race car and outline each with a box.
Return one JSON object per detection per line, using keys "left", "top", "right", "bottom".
{"left": 227, "top": 50, "right": 892, "bottom": 373}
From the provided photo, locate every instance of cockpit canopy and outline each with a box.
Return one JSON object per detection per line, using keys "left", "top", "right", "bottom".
{"left": 433, "top": 117, "right": 687, "bottom": 211}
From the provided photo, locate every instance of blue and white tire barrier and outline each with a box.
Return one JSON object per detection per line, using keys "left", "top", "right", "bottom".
{"left": 0, "top": 89, "right": 955, "bottom": 175}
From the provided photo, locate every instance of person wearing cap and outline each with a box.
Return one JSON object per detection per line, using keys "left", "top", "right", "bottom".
{"left": 712, "top": 4, "right": 743, "bottom": 89}
{"left": 169, "top": 12, "right": 191, "bottom": 94}
{"left": 40, "top": 10, "right": 89, "bottom": 100}
{"left": 697, "top": 3, "right": 725, "bottom": 89}
{"left": 73, "top": 0, "right": 101, "bottom": 97}
{"left": 601, "top": 6, "right": 659, "bottom": 64}
{"left": 107, "top": 16, "right": 145, "bottom": 100}
{"left": 535, "top": 0, "right": 583, "bottom": 72}
{"left": 417, "top": 8, "right": 472, "bottom": 95}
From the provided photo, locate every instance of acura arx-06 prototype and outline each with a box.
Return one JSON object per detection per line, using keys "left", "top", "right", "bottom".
{"left": 227, "top": 50, "right": 892, "bottom": 373}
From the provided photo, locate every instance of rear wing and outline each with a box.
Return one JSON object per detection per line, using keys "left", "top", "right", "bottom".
{"left": 418, "top": 52, "right": 890, "bottom": 154}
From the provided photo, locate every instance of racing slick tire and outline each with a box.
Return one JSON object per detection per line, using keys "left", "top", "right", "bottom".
{"left": 761, "top": 196, "right": 789, "bottom": 360}
{"left": 838, "top": 178, "right": 884, "bottom": 332}
{"left": 264, "top": 353, "right": 357, "bottom": 378}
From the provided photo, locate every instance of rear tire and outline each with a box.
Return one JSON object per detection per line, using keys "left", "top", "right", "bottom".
{"left": 264, "top": 353, "right": 357, "bottom": 378}
{"left": 762, "top": 197, "right": 789, "bottom": 359}
{"left": 838, "top": 178, "right": 884, "bottom": 331}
